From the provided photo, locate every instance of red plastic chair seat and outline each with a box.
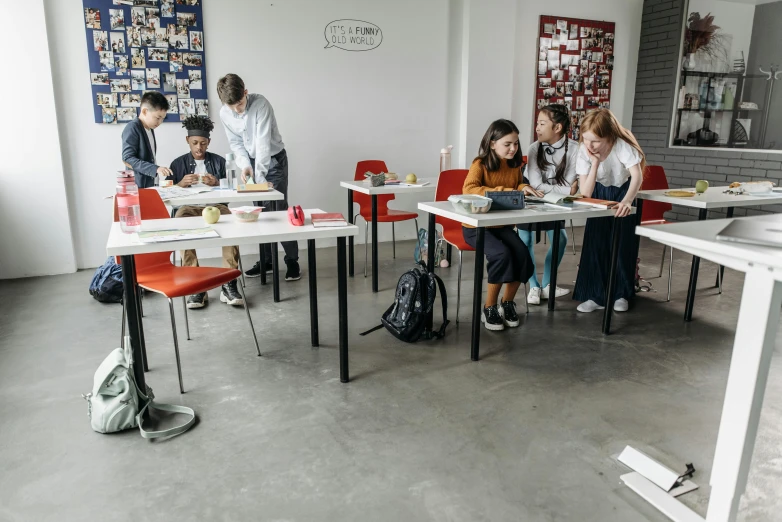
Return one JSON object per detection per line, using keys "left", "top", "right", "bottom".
{"left": 137, "top": 265, "right": 242, "bottom": 298}
{"left": 442, "top": 228, "right": 473, "bottom": 252}
{"left": 359, "top": 208, "right": 419, "bottom": 223}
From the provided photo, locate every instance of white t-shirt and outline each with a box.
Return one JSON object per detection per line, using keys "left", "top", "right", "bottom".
{"left": 525, "top": 137, "right": 579, "bottom": 195}
{"left": 194, "top": 159, "right": 207, "bottom": 174}
{"left": 576, "top": 138, "right": 641, "bottom": 187}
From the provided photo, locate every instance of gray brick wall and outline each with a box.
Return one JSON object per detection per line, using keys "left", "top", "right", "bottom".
{"left": 631, "top": 0, "right": 782, "bottom": 221}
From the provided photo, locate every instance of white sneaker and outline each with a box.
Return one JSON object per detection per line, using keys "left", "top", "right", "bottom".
{"left": 541, "top": 285, "right": 570, "bottom": 299}
{"left": 527, "top": 286, "right": 541, "bottom": 305}
{"left": 577, "top": 300, "right": 605, "bottom": 313}
{"left": 613, "top": 298, "right": 629, "bottom": 312}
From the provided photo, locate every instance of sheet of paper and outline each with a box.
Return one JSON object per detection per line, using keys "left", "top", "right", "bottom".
{"left": 137, "top": 226, "right": 219, "bottom": 243}
{"left": 153, "top": 186, "right": 214, "bottom": 200}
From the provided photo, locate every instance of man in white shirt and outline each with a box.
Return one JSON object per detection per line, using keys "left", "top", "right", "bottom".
{"left": 217, "top": 73, "right": 301, "bottom": 281}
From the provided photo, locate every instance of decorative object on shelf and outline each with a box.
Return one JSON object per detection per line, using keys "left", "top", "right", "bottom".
{"left": 533, "top": 15, "right": 616, "bottom": 140}
{"left": 683, "top": 53, "right": 697, "bottom": 71}
{"left": 684, "top": 12, "right": 729, "bottom": 72}
{"left": 733, "top": 119, "right": 750, "bottom": 146}
{"left": 684, "top": 93, "right": 699, "bottom": 110}
{"left": 82, "top": 0, "right": 207, "bottom": 124}
{"left": 733, "top": 51, "right": 746, "bottom": 74}
{"left": 739, "top": 102, "right": 758, "bottom": 110}
{"left": 688, "top": 127, "right": 719, "bottom": 146}
{"left": 723, "top": 84, "right": 735, "bottom": 110}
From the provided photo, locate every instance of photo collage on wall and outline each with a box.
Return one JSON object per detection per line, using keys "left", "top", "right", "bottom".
{"left": 83, "top": 0, "right": 207, "bottom": 124}
{"left": 535, "top": 16, "right": 615, "bottom": 141}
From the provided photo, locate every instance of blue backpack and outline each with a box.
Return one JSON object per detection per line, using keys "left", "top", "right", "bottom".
{"left": 89, "top": 258, "right": 124, "bottom": 303}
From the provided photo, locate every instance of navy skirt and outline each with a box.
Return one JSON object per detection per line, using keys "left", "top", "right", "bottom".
{"left": 573, "top": 181, "right": 636, "bottom": 305}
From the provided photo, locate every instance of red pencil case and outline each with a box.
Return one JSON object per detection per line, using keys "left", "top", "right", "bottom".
{"left": 288, "top": 205, "right": 305, "bottom": 226}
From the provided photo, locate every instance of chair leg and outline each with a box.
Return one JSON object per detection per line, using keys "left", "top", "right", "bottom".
{"left": 456, "top": 250, "right": 462, "bottom": 324}
{"left": 364, "top": 220, "right": 369, "bottom": 278}
{"left": 238, "top": 252, "right": 246, "bottom": 288}
{"left": 138, "top": 287, "right": 144, "bottom": 317}
{"left": 667, "top": 247, "right": 673, "bottom": 302}
{"left": 236, "top": 281, "right": 261, "bottom": 356}
{"left": 392, "top": 222, "right": 396, "bottom": 259}
{"left": 120, "top": 300, "right": 126, "bottom": 347}
{"left": 524, "top": 282, "right": 529, "bottom": 314}
{"left": 182, "top": 296, "right": 191, "bottom": 340}
{"left": 167, "top": 298, "right": 185, "bottom": 394}
{"left": 659, "top": 245, "right": 667, "bottom": 278}
{"left": 569, "top": 220, "right": 576, "bottom": 255}
{"left": 718, "top": 261, "right": 723, "bottom": 294}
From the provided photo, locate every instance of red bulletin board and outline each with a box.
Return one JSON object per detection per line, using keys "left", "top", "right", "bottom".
{"left": 535, "top": 15, "right": 615, "bottom": 141}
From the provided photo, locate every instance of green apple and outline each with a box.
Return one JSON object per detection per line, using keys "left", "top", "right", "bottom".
{"left": 695, "top": 179, "right": 709, "bottom": 193}
{"left": 406, "top": 173, "right": 417, "bottom": 183}
{"left": 202, "top": 206, "right": 220, "bottom": 224}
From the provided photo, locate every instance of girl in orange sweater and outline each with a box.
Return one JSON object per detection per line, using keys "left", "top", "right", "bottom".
{"left": 463, "top": 119, "right": 542, "bottom": 331}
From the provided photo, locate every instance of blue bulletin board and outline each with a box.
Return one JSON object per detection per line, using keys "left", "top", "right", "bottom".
{"left": 82, "top": 0, "right": 208, "bottom": 124}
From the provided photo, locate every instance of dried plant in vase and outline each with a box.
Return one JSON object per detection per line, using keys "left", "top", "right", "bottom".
{"left": 684, "top": 12, "right": 729, "bottom": 69}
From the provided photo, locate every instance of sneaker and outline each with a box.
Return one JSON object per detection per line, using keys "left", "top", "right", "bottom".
{"left": 499, "top": 299, "right": 520, "bottom": 327}
{"left": 220, "top": 279, "right": 244, "bottom": 306}
{"left": 186, "top": 292, "right": 208, "bottom": 309}
{"left": 541, "top": 285, "right": 570, "bottom": 299}
{"left": 244, "top": 261, "right": 272, "bottom": 278}
{"left": 527, "top": 286, "right": 541, "bottom": 305}
{"left": 285, "top": 260, "right": 301, "bottom": 281}
{"left": 614, "top": 298, "right": 629, "bottom": 312}
{"left": 577, "top": 300, "right": 605, "bottom": 313}
{"left": 481, "top": 304, "right": 505, "bottom": 331}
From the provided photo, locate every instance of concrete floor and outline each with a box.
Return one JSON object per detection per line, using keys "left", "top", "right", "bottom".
{"left": 1, "top": 232, "right": 781, "bottom": 522}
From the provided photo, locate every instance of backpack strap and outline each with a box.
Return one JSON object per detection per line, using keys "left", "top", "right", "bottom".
{"left": 430, "top": 273, "right": 450, "bottom": 339}
{"left": 359, "top": 324, "right": 384, "bottom": 336}
{"left": 136, "top": 400, "right": 196, "bottom": 439}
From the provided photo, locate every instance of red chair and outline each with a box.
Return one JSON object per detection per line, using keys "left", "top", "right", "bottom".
{"left": 353, "top": 160, "right": 419, "bottom": 277}
{"left": 640, "top": 166, "right": 675, "bottom": 301}
{"left": 116, "top": 189, "right": 260, "bottom": 393}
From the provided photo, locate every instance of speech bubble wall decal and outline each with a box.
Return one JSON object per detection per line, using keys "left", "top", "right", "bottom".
{"left": 324, "top": 19, "right": 383, "bottom": 51}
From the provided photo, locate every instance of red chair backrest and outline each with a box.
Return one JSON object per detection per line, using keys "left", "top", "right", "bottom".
{"left": 641, "top": 165, "right": 673, "bottom": 223}
{"left": 113, "top": 188, "right": 172, "bottom": 268}
{"left": 353, "top": 160, "right": 394, "bottom": 214}
{"left": 435, "top": 169, "right": 470, "bottom": 246}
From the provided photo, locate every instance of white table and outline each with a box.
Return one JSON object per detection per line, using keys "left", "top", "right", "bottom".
{"left": 418, "top": 201, "right": 635, "bottom": 360}
{"left": 636, "top": 186, "right": 782, "bottom": 321}
{"left": 341, "top": 180, "right": 436, "bottom": 292}
{"left": 106, "top": 209, "right": 359, "bottom": 388}
{"left": 635, "top": 214, "right": 782, "bottom": 522}
{"left": 162, "top": 188, "right": 286, "bottom": 298}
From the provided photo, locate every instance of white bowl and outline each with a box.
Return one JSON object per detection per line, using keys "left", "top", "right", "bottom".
{"left": 230, "top": 207, "right": 264, "bottom": 222}
{"left": 448, "top": 194, "right": 492, "bottom": 214}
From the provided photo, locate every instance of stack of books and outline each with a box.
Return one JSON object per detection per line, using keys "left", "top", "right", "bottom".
{"left": 311, "top": 212, "right": 348, "bottom": 228}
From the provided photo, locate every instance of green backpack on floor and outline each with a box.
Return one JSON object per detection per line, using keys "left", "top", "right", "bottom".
{"left": 83, "top": 337, "right": 195, "bottom": 439}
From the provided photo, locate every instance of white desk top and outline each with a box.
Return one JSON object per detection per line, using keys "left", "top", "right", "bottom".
{"left": 418, "top": 201, "right": 630, "bottom": 227}
{"left": 636, "top": 186, "right": 782, "bottom": 209}
{"left": 106, "top": 208, "right": 358, "bottom": 256}
{"left": 164, "top": 188, "right": 284, "bottom": 206}
{"left": 340, "top": 179, "right": 437, "bottom": 195}
{"left": 636, "top": 214, "right": 782, "bottom": 277}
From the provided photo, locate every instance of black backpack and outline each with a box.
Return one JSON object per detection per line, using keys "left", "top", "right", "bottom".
{"left": 89, "top": 257, "right": 124, "bottom": 304}
{"left": 361, "top": 262, "right": 449, "bottom": 343}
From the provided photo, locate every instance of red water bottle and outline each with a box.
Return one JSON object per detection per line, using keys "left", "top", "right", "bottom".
{"left": 116, "top": 170, "right": 141, "bottom": 233}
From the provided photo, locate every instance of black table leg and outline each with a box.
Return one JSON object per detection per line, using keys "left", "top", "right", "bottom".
{"left": 633, "top": 198, "right": 645, "bottom": 274}
{"left": 548, "top": 220, "right": 562, "bottom": 311}
{"left": 471, "top": 227, "right": 485, "bottom": 361}
{"left": 371, "top": 195, "right": 378, "bottom": 292}
{"left": 337, "top": 236, "right": 349, "bottom": 383}
{"left": 715, "top": 207, "right": 734, "bottom": 288}
{"left": 120, "top": 255, "right": 147, "bottom": 398}
{"left": 684, "top": 208, "right": 709, "bottom": 322}
{"left": 271, "top": 201, "right": 280, "bottom": 303}
{"left": 602, "top": 217, "right": 622, "bottom": 335}
{"left": 425, "top": 212, "right": 437, "bottom": 334}
{"left": 260, "top": 245, "right": 267, "bottom": 285}
{"left": 348, "top": 190, "right": 355, "bottom": 277}
{"left": 446, "top": 244, "right": 452, "bottom": 265}
{"left": 308, "top": 239, "right": 319, "bottom": 347}
{"left": 128, "top": 256, "right": 149, "bottom": 373}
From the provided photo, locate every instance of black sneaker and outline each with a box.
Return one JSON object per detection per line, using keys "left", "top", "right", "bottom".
{"left": 244, "top": 261, "right": 272, "bottom": 278}
{"left": 499, "top": 299, "right": 520, "bottom": 327}
{"left": 220, "top": 279, "right": 244, "bottom": 306}
{"left": 186, "top": 292, "right": 208, "bottom": 309}
{"left": 285, "top": 260, "right": 301, "bottom": 281}
{"left": 481, "top": 304, "right": 505, "bottom": 331}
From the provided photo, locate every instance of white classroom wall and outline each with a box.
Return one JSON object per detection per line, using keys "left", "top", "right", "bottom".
{"left": 1, "top": 0, "right": 646, "bottom": 277}
{"left": 0, "top": 0, "right": 77, "bottom": 279}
